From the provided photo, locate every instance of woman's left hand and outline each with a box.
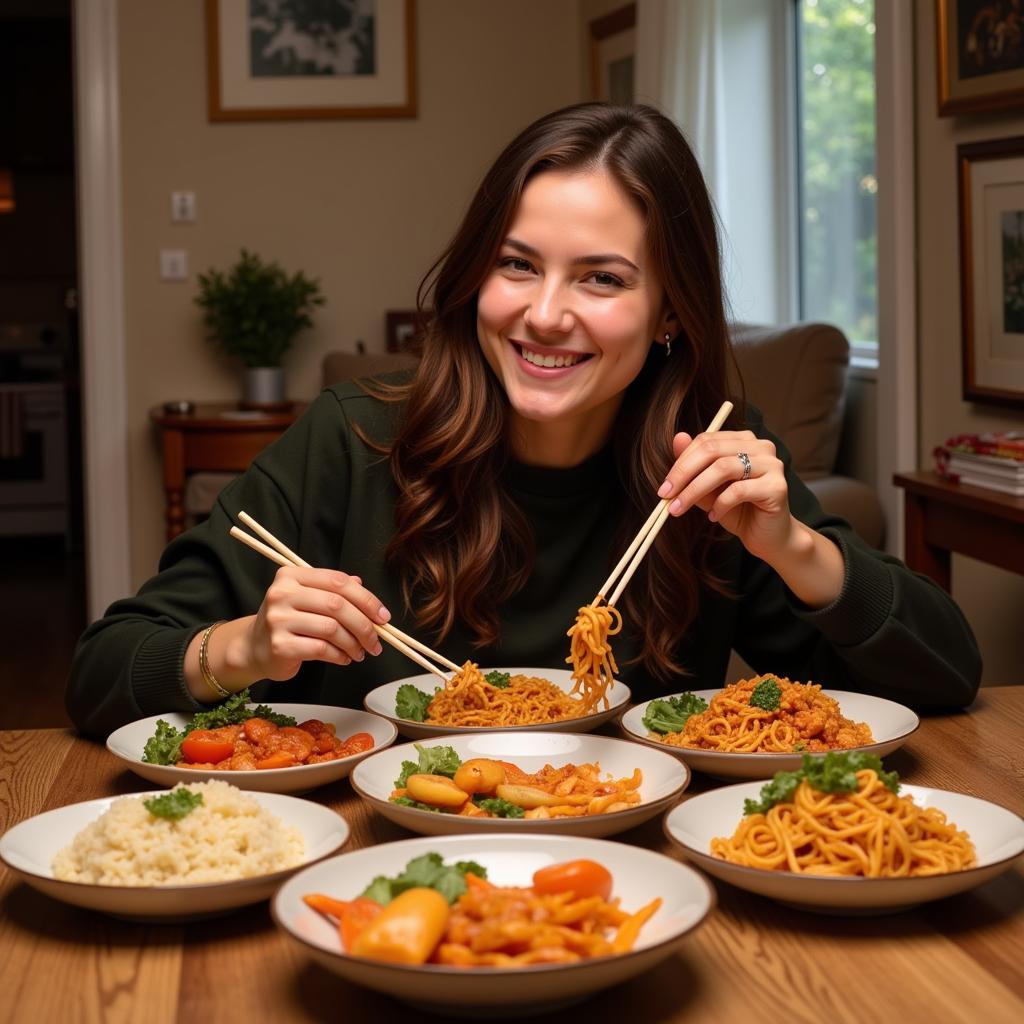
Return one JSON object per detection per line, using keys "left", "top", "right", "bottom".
{"left": 658, "top": 429, "right": 794, "bottom": 561}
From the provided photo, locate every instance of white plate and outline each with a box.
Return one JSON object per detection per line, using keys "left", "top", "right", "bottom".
{"left": 106, "top": 704, "right": 397, "bottom": 794}
{"left": 621, "top": 689, "right": 919, "bottom": 780}
{"left": 351, "top": 731, "right": 689, "bottom": 838}
{"left": 664, "top": 781, "right": 1024, "bottom": 913}
{"left": 365, "top": 668, "right": 631, "bottom": 740}
{"left": 272, "top": 833, "right": 713, "bottom": 1014}
{"left": 0, "top": 790, "right": 349, "bottom": 921}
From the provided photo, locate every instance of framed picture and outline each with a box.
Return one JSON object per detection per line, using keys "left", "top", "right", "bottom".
{"left": 937, "top": 0, "right": 1024, "bottom": 116}
{"left": 958, "top": 136, "right": 1024, "bottom": 407}
{"left": 206, "top": 0, "right": 416, "bottom": 122}
{"left": 385, "top": 309, "right": 427, "bottom": 353}
{"left": 588, "top": 3, "right": 636, "bottom": 104}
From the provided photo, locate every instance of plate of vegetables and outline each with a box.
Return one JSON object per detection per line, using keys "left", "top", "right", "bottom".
{"left": 272, "top": 833, "right": 714, "bottom": 1014}
{"left": 619, "top": 683, "right": 919, "bottom": 780}
{"left": 350, "top": 731, "right": 689, "bottom": 838}
{"left": 364, "top": 667, "right": 631, "bottom": 740}
{"left": 106, "top": 689, "right": 397, "bottom": 794}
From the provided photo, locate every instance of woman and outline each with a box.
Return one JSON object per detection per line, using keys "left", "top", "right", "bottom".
{"left": 67, "top": 103, "right": 980, "bottom": 737}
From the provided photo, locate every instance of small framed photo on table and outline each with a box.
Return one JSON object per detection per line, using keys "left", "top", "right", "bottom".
{"left": 385, "top": 310, "right": 427, "bottom": 353}
{"left": 206, "top": 0, "right": 416, "bottom": 121}
{"left": 936, "top": 0, "right": 1024, "bottom": 116}
{"left": 958, "top": 136, "right": 1024, "bottom": 407}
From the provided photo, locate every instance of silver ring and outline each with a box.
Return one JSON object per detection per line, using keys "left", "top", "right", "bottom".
{"left": 737, "top": 452, "right": 752, "bottom": 480}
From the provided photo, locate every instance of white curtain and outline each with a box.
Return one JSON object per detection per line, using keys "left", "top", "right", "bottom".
{"left": 634, "top": 0, "right": 730, "bottom": 228}
{"left": 633, "top": 0, "right": 795, "bottom": 325}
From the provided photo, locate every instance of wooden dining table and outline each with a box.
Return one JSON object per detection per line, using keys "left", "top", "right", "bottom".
{"left": 1, "top": 689, "right": 1022, "bottom": 1024}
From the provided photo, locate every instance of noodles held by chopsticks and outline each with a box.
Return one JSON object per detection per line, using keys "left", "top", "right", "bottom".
{"left": 566, "top": 601, "right": 622, "bottom": 715}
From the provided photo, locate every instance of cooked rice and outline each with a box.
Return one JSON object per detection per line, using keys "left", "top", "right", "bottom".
{"left": 52, "top": 780, "right": 304, "bottom": 886}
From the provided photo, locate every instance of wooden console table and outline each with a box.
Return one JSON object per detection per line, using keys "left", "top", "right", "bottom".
{"left": 893, "top": 470, "right": 1024, "bottom": 591}
{"left": 151, "top": 403, "right": 303, "bottom": 540}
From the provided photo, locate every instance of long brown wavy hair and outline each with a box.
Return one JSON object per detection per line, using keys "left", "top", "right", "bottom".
{"left": 363, "top": 103, "right": 739, "bottom": 679}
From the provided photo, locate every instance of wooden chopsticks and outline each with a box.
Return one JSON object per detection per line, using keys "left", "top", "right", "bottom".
{"left": 595, "top": 400, "right": 734, "bottom": 608}
{"left": 229, "top": 511, "right": 458, "bottom": 681}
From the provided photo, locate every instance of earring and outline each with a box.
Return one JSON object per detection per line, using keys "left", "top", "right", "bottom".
{"left": 664, "top": 332, "right": 672, "bottom": 357}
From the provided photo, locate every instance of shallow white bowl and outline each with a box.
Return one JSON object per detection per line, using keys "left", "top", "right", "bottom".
{"left": 351, "top": 731, "right": 689, "bottom": 838}
{"left": 106, "top": 704, "right": 397, "bottom": 794}
{"left": 272, "top": 832, "right": 713, "bottom": 1014}
{"left": 621, "top": 689, "right": 919, "bottom": 780}
{"left": 365, "top": 668, "right": 631, "bottom": 740}
{"left": 0, "top": 790, "right": 349, "bottom": 921}
{"left": 664, "top": 781, "right": 1024, "bottom": 913}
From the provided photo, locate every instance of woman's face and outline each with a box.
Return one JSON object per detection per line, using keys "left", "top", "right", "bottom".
{"left": 476, "top": 168, "right": 672, "bottom": 464}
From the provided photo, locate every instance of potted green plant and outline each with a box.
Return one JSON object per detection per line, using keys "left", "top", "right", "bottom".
{"left": 195, "top": 248, "right": 325, "bottom": 408}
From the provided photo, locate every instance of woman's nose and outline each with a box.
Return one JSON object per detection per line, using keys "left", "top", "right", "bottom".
{"left": 523, "top": 281, "right": 574, "bottom": 335}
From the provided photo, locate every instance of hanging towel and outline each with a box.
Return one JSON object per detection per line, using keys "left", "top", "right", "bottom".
{"left": 0, "top": 388, "right": 25, "bottom": 460}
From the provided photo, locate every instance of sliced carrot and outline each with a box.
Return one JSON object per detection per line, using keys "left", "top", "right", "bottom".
{"left": 465, "top": 871, "right": 495, "bottom": 890}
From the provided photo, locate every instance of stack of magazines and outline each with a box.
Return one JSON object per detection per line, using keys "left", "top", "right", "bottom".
{"left": 934, "top": 431, "right": 1024, "bottom": 496}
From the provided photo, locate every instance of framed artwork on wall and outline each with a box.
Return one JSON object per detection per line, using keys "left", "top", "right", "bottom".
{"left": 937, "top": 0, "right": 1024, "bottom": 116}
{"left": 588, "top": 3, "right": 636, "bottom": 104}
{"left": 958, "top": 136, "right": 1024, "bottom": 407}
{"left": 206, "top": 0, "right": 416, "bottom": 122}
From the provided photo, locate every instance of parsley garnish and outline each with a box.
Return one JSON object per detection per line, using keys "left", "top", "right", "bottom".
{"left": 743, "top": 752, "right": 900, "bottom": 816}
{"left": 360, "top": 853, "right": 488, "bottom": 905}
{"left": 642, "top": 693, "right": 709, "bottom": 734}
{"left": 484, "top": 670, "right": 511, "bottom": 688}
{"left": 749, "top": 676, "right": 782, "bottom": 712}
{"left": 143, "top": 789, "right": 204, "bottom": 820}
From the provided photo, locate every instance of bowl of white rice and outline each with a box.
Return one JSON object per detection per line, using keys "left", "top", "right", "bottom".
{"left": 0, "top": 781, "right": 349, "bottom": 921}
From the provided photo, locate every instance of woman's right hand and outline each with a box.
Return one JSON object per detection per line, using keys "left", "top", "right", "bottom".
{"left": 246, "top": 566, "right": 391, "bottom": 681}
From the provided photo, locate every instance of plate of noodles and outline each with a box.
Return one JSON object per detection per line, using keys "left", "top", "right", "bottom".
{"left": 350, "top": 731, "right": 689, "bottom": 838}
{"left": 663, "top": 751, "right": 1024, "bottom": 912}
{"left": 620, "top": 676, "right": 919, "bottom": 780}
{"left": 272, "top": 832, "right": 714, "bottom": 1015}
{"left": 364, "top": 666, "right": 632, "bottom": 740}
{"left": 0, "top": 780, "right": 350, "bottom": 921}
{"left": 107, "top": 702, "right": 397, "bottom": 794}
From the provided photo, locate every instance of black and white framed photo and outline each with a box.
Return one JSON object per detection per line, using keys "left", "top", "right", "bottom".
{"left": 206, "top": 0, "right": 416, "bottom": 121}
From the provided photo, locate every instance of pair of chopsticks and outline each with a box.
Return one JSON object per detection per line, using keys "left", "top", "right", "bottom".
{"left": 228, "top": 511, "right": 458, "bottom": 682}
{"left": 594, "top": 400, "right": 734, "bottom": 608}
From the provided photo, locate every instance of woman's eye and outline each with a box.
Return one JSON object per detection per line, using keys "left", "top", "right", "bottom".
{"left": 499, "top": 256, "right": 533, "bottom": 274}
{"left": 586, "top": 271, "right": 625, "bottom": 288}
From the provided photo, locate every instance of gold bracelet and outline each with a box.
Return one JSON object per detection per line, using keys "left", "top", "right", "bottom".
{"left": 198, "top": 620, "right": 230, "bottom": 701}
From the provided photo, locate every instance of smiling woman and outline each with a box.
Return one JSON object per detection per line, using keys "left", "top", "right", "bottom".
{"left": 66, "top": 103, "right": 981, "bottom": 739}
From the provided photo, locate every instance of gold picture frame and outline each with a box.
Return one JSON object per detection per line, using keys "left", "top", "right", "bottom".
{"left": 588, "top": 3, "right": 636, "bottom": 104}
{"left": 937, "top": 0, "right": 1024, "bottom": 116}
{"left": 958, "top": 136, "right": 1024, "bottom": 407}
{"left": 206, "top": 0, "right": 417, "bottom": 122}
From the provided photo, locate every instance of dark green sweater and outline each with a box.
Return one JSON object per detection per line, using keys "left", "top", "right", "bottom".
{"left": 66, "top": 382, "right": 981, "bottom": 737}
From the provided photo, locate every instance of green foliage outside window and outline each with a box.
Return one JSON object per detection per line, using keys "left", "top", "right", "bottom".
{"left": 800, "top": 0, "right": 877, "bottom": 346}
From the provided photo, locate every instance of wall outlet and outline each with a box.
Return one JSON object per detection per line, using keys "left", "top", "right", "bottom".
{"left": 171, "top": 191, "right": 196, "bottom": 223}
{"left": 160, "top": 249, "right": 188, "bottom": 281}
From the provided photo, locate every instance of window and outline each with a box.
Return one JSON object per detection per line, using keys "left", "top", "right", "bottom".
{"left": 796, "top": 0, "right": 877, "bottom": 362}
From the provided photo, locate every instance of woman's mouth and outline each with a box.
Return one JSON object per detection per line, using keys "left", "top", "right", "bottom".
{"left": 513, "top": 342, "right": 593, "bottom": 374}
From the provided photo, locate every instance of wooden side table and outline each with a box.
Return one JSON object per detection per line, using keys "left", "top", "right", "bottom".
{"left": 150, "top": 403, "right": 304, "bottom": 540}
{"left": 893, "top": 470, "right": 1024, "bottom": 591}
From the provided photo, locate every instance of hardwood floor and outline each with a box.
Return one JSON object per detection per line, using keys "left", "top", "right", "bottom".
{"left": 0, "top": 537, "right": 84, "bottom": 730}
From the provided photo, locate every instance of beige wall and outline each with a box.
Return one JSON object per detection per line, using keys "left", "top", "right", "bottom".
{"left": 120, "top": 0, "right": 582, "bottom": 586}
{"left": 915, "top": 0, "right": 1024, "bottom": 684}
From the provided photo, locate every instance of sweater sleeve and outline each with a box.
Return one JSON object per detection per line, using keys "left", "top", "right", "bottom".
{"left": 731, "top": 416, "right": 982, "bottom": 711}
{"left": 65, "top": 390, "right": 353, "bottom": 737}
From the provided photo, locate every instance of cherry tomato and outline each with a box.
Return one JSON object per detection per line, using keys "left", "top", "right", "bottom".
{"left": 532, "top": 859, "right": 613, "bottom": 901}
{"left": 180, "top": 730, "right": 235, "bottom": 764}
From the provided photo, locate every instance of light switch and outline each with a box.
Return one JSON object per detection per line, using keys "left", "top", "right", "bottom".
{"left": 160, "top": 249, "right": 188, "bottom": 281}
{"left": 171, "top": 191, "right": 197, "bottom": 223}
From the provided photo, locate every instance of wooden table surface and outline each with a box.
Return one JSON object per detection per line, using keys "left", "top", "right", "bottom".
{"left": 1, "top": 690, "right": 1023, "bottom": 1024}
